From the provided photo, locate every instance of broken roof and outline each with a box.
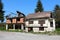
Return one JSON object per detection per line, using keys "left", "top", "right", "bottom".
{"left": 26, "top": 11, "right": 51, "bottom": 19}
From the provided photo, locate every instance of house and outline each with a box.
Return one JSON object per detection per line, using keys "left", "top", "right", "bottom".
{"left": 25, "top": 11, "right": 55, "bottom": 32}
{"left": 6, "top": 11, "right": 25, "bottom": 30}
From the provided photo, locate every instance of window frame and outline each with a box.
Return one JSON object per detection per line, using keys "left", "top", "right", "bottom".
{"left": 17, "top": 18, "right": 20, "bottom": 21}
{"left": 29, "top": 21, "right": 33, "bottom": 24}
{"left": 38, "top": 20, "right": 45, "bottom": 24}
{"left": 39, "top": 27, "right": 44, "bottom": 31}
{"left": 50, "top": 21, "right": 53, "bottom": 27}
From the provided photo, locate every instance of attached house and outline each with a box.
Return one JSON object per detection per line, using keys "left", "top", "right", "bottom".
{"left": 6, "top": 11, "right": 25, "bottom": 30}
{"left": 25, "top": 11, "right": 55, "bottom": 32}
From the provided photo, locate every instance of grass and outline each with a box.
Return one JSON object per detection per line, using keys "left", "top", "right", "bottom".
{"left": 0, "top": 26, "right": 60, "bottom": 35}
{"left": 27, "top": 28, "right": 60, "bottom": 35}
{"left": 54, "top": 28, "right": 60, "bottom": 35}
{"left": 6, "top": 29, "right": 24, "bottom": 32}
{"left": 0, "top": 26, "right": 6, "bottom": 31}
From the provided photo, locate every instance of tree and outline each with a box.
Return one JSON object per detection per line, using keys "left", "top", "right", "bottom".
{"left": 54, "top": 5, "right": 60, "bottom": 21}
{"left": 54, "top": 5, "right": 60, "bottom": 11}
{"left": 0, "top": 0, "right": 4, "bottom": 22}
{"left": 53, "top": 5, "right": 60, "bottom": 18}
{"left": 35, "top": 0, "right": 43, "bottom": 13}
{"left": 53, "top": 5, "right": 60, "bottom": 28}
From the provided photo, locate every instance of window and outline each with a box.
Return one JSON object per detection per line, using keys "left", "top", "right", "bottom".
{"left": 29, "top": 21, "right": 33, "bottom": 24}
{"left": 38, "top": 20, "right": 45, "bottom": 24}
{"left": 50, "top": 13, "right": 53, "bottom": 18}
{"left": 39, "top": 27, "right": 44, "bottom": 31}
{"left": 17, "top": 18, "right": 20, "bottom": 21}
{"left": 50, "top": 22, "right": 53, "bottom": 27}
{"left": 39, "top": 20, "right": 45, "bottom": 26}
{"left": 28, "top": 27, "right": 33, "bottom": 32}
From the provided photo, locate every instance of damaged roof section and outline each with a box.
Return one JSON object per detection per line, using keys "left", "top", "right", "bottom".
{"left": 26, "top": 11, "right": 52, "bottom": 19}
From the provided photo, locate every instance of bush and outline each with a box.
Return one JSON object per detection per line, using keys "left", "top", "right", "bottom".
{"left": 0, "top": 23, "right": 6, "bottom": 30}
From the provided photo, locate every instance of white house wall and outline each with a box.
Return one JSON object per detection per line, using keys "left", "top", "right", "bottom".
{"left": 25, "top": 19, "right": 55, "bottom": 32}
{"left": 33, "top": 28, "right": 39, "bottom": 32}
{"left": 44, "top": 19, "right": 55, "bottom": 31}
{"left": 53, "top": 19, "right": 55, "bottom": 31}
{"left": 25, "top": 20, "right": 40, "bottom": 27}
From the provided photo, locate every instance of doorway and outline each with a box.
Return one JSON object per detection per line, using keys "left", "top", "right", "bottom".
{"left": 28, "top": 27, "right": 33, "bottom": 32}
{"left": 15, "top": 24, "right": 21, "bottom": 29}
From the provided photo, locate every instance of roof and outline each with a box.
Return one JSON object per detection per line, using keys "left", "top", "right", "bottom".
{"left": 7, "top": 11, "right": 25, "bottom": 19}
{"left": 26, "top": 11, "right": 51, "bottom": 19}
{"left": 7, "top": 16, "right": 24, "bottom": 19}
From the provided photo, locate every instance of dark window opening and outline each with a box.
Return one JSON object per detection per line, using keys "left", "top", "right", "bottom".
{"left": 8, "top": 24, "right": 13, "bottom": 29}
{"left": 17, "top": 18, "right": 20, "bottom": 21}
{"left": 28, "top": 27, "right": 33, "bottom": 32}
{"left": 39, "top": 20, "right": 45, "bottom": 24}
{"left": 50, "top": 22, "right": 53, "bottom": 27}
{"left": 39, "top": 20, "right": 45, "bottom": 26}
{"left": 39, "top": 27, "right": 44, "bottom": 31}
{"left": 29, "top": 21, "right": 33, "bottom": 24}
{"left": 15, "top": 24, "right": 21, "bottom": 29}
{"left": 50, "top": 13, "right": 53, "bottom": 18}
{"left": 40, "top": 24, "right": 43, "bottom": 26}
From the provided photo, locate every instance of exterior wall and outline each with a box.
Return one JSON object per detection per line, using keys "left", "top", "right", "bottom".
{"left": 25, "top": 20, "right": 40, "bottom": 27}
{"left": 25, "top": 19, "right": 55, "bottom": 32}
{"left": 12, "top": 19, "right": 16, "bottom": 23}
{"left": 17, "top": 18, "right": 24, "bottom": 23}
{"left": 6, "top": 18, "right": 25, "bottom": 30}
{"left": 33, "top": 28, "right": 39, "bottom": 32}
{"left": 25, "top": 19, "right": 48, "bottom": 27}
{"left": 6, "top": 20, "right": 11, "bottom": 23}
{"left": 25, "top": 28, "right": 28, "bottom": 32}
{"left": 45, "top": 19, "right": 55, "bottom": 31}
{"left": 20, "top": 18, "right": 24, "bottom": 23}
{"left": 6, "top": 18, "right": 24, "bottom": 24}
{"left": 53, "top": 19, "right": 55, "bottom": 31}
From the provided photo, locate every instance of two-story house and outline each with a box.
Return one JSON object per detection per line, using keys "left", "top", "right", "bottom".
{"left": 6, "top": 11, "right": 25, "bottom": 30}
{"left": 25, "top": 11, "right": 55, "bottom": 32}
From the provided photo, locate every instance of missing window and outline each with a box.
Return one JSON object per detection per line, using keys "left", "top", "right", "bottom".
{"left": 17, "top": 18, "right": 20, "bottom": 21}
{"left": 50, "top": 22, "right": 53, "bottom": 27}
{"left": 39, "top": 27, "right": 44, "bottom": 31}
{"left": 29, "top": 21, "right": 33, "bottom": 24}
{"left": 38, "top": 20, "right": 45, "bottom": 24}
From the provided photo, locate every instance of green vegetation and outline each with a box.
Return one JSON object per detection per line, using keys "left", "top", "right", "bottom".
{"left": 35, "top": 0, "right": 43, "bottom": 12}
{"left": 54, "top": 28, "right": 60, "bottom": 35}
{"left": 0, "top": 23, "right": 6, "bottom": 31}
{"left": 6, "top": 29, "right": 23, "bottom": 32}
{"left": 0, "top": 25, "right": 60, "bottom": 35}
{"left": 53, "top": 5, "right": 60, "bottom": 28}
{"left": 26, "top": 28, "right": 60, "bottom": 35}
{"left": 0, "top": 26, "right": 5, "bottom": 30}
{"left": 0, "top": 0, "right": 5, "bottom": 22}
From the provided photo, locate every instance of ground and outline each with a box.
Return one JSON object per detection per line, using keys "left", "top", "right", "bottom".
{"left": 0, "top": 31, "right": 60, "bottom": 40}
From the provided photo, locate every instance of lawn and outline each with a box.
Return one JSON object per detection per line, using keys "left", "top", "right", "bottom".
{"left": 0, "top": 25, "right": 60, "bottom": 35}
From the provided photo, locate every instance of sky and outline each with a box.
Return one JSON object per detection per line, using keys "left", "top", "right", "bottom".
{"left": 2, "top": 0, "right": 60, "bottom": 16}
